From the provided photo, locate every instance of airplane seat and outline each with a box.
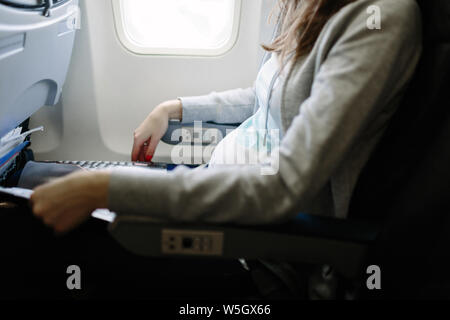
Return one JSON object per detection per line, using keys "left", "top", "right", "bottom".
{"left": 348, "top": 0, "right": 450, "bottom": 298}
{"left": 0, "top": 0, "right": 78, "bottom": 183}
{"left": 109, "top": 0, "right": 450, "bottom": 299}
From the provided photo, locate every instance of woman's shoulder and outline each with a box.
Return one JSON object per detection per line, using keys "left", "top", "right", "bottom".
{"left": 318, "top": 0, "right": 422, "bottom": 50}
{"left": 330, "top": 0, "right": 421, "bottom": 32}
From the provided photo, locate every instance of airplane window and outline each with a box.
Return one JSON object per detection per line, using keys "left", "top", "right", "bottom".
{"left": 113, "top": 0, "right": 241, "bottom": 56}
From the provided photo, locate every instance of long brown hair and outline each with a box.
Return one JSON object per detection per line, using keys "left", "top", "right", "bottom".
{"left": 263, "top": 0, "right": 357, "bottom": 67}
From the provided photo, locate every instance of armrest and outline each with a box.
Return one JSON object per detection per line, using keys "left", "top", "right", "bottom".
{"left": 108, "top": 214, "right": 381, "bottom": 279}
{"left": 161, "top": 120, "right": 240, "bottom": 146}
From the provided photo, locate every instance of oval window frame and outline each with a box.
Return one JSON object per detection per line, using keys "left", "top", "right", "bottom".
{"left": 111, "top": 0, "right": 242, "bottom": 57}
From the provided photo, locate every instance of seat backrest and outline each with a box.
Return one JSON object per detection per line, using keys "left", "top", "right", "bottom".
{"left": 348, "top": 0, "right": 450, "bottom": 298}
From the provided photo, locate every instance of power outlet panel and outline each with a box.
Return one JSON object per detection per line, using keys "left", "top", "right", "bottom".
{"left": 161, "top": 229, "right": 224, "bottom": 256}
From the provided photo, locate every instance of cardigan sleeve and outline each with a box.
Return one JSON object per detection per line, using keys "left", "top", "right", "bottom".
{"left": 179, "top": 86, "right": 256, "bottom": 124}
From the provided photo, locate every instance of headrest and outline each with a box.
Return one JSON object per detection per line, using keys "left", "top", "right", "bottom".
{"left": 418, "top": 0, "right": 450, "bottom": 42}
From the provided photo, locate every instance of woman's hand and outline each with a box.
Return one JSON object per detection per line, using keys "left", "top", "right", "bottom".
{"left": 132, "top": 99, "right": 182, "bottom": 162}
{"left": 30, "top": 170, "right": 110, "bottom": 234}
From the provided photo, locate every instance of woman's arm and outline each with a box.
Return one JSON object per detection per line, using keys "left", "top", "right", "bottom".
{"left": 132, "top": 99, "right": 182, "bottom": 161}
{"left": 132, "top": 86, "right": 256, "bottom": 161}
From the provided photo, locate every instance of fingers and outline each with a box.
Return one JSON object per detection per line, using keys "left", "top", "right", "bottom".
{"left": 131, "top": 107, "right": 170, "bottom": 161}
{"left": 138, "top": 139, "right": 149, "bottom": 162}
{"left": 132, "top": 127, "right": 150, "bottom": 161}
{"left": 52, "top": 209, "right": 91, "bottom": 235}
{"left": 138, "top": 147, "right": 145, "bottom": 162}
{"left": 132, "top": 131, "right": 151, "bottom": 162}
{"left": 31, "top": 190, "right": 61, "bottom": 228}
{"left": 131, "top": 136, "right": 142, "bottom": 162}
{"left": 32, "top": 196, "right": 89, "bottom": 234}
{"left": 33, "top": 204, "right": 86, "bottom": 234}
{"left": 29, "top": 176, "right": 94, "bottom": 234}
{"left": 145, "top": 136, "right": 160, "bottom": 162}
{"left": 134, "top": 136, "right": 154, "bottom": 162}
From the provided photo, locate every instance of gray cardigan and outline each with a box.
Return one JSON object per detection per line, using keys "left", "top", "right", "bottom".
{"left": 108, "top": 0, "right": 422, "bottom": 223}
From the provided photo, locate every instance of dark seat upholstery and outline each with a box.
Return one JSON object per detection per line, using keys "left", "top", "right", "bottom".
{"left": 349, "top": 0, "right": 450, "bottom": 298}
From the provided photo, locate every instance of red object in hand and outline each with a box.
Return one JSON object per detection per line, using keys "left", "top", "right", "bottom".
{"left": 145, "top": 155, "right": 152, "bottom": 162}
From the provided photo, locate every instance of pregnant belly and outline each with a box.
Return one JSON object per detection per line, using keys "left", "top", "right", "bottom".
{"left": 208, "top": 126, "right": 273, "bottom": 167}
